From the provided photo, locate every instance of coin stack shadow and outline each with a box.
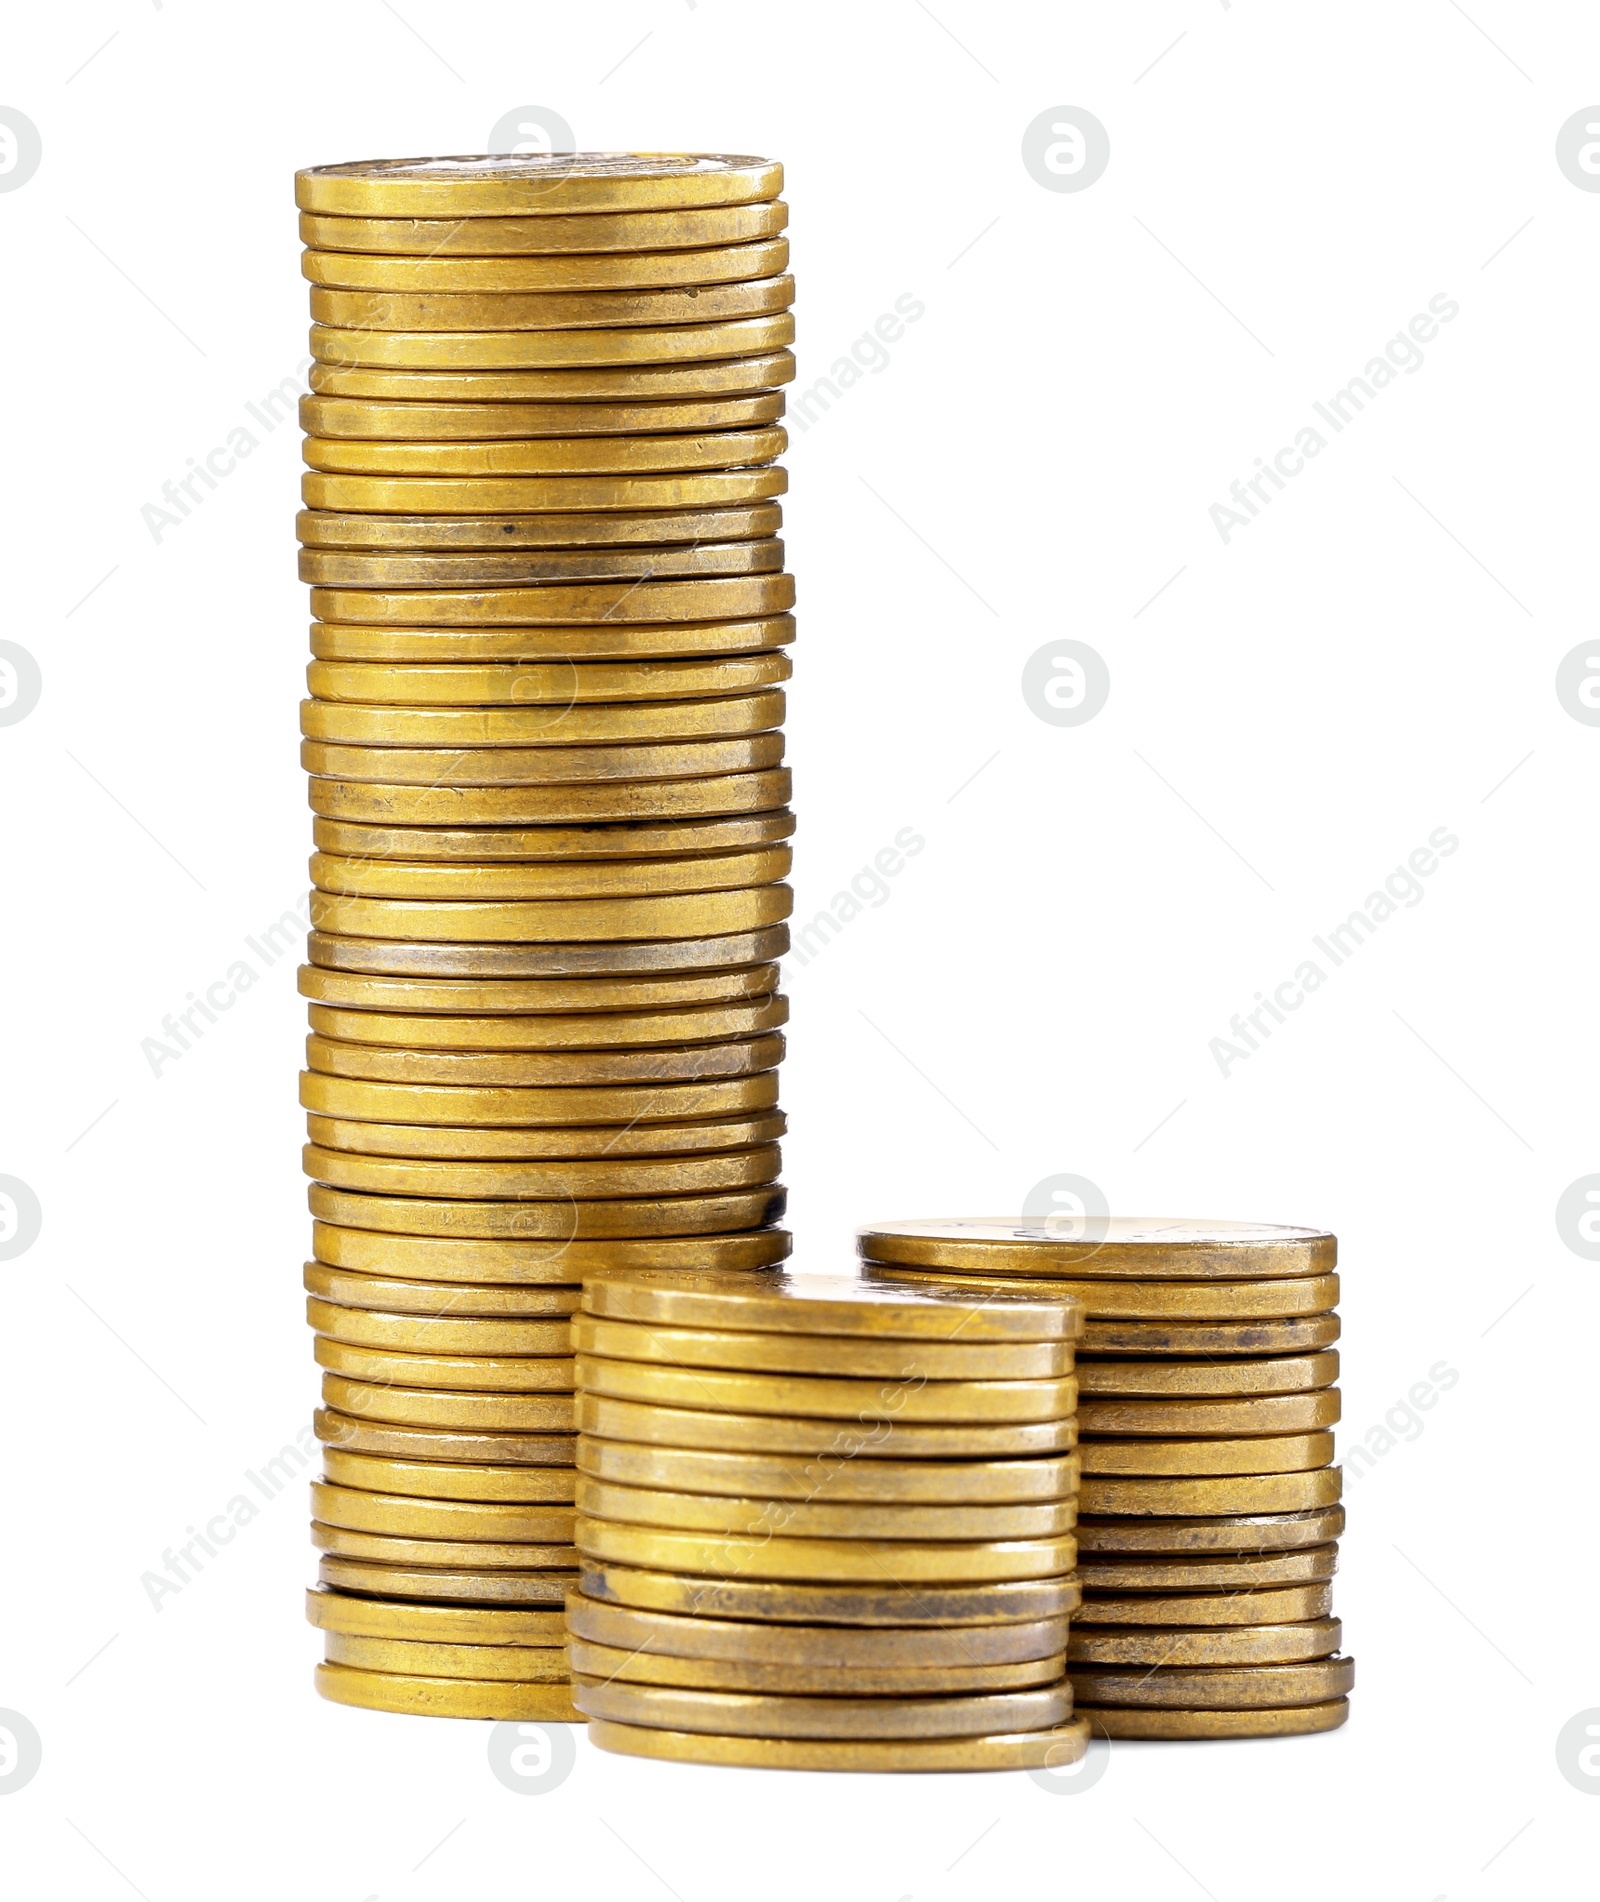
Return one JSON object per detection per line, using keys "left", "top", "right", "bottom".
{"left": 564, "top": 1267, "right": 1090, "bottom": 1771}
{"left": 857, "top": 1219, "right": 1353, "bottom": 1741}
{"left": 292, "top": 152, "right": 797, "bottom": 1722}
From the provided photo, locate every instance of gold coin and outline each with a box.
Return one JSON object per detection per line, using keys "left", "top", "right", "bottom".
{"left": 303, "top": 425, "right": 786, "bottom": 474}
{"left": 308, "top": 654, "right": 792, "bottom": 708}
{"left": 326, "top": 1633, "right": 569, "bottom": 1681}
{"left": 300, "top": 959, "right": 781, "bottom": 1008}
{"left": 1080, "top": 1315, "right": 1342, "bottom": 1356}
{"left": 315, "top": 1660, "right": 580, "bottom": 1720}
{"left": 1069, "top": 1619, "right": 1342, "bottom": 1668}
{"left": 307, "top": 277, "right": 794, "bottom": 336}
{"left": 305, "top": 1263, "right": 581, "bottom": 1316}
{"left": 299, "top": 200, "right": 788, "bottom": 256}
{"left": 305, "top": 1031, "right": 784, "bottom": 1084}
{"left": 577, "top": 1391, "right": 1075, "bottom": 1461}
{"left": 309, "top": 822, "right": 793, "bottom": 872}
{"left": 1079, "top": 1393, "right": 1340, "bottom": 1436}
{"left": 305, "top": 466, "right": 787, "bottom": 517}
{"left": 1078, "top": 1433, "right": 1335, "bottom": 1478}
{"left": 322, "top": 1448, "right": 575, "bottom": 1502}
{"left": 1076, "top": 1545, "right": 1339, "bottom": 1592}
{"left": 308, "top": 887, "right": 792, "bottom": 943}
{"left": 571, "top": 1674, "right": 1072, "bottom": 1740}
{"left": 306, "top": 1111, "right": 785, "bottom": 1163}
{"left": 1076, "top": 1583, "right": 1335, "bottom": 1627}
{"left": 307, "top": 847, "right": 789, "bottom": 900}
{"left": 301, "top": 499, "right": 786, "bottom": 549}
{"left": 304, "top": 539, "right": 785, "bottom": 585}
{"left": 857, "top": 1219, "right": 1336, "bottom": 1279}
{"left": 302, "top": 735, "right": 786, "bottom": 788}
{"left": 313, "top": 1336, "right": 576, "bottom": 1392}
{"left": 1070, "top": 1656, "right": 1355, "bottom": 1710}
{"left": 295, "top": 155, "right": 785, "bottom": 220}
{"left": 314, "top": 1220, "right": 788, "bottom": 1281}
{"left": 573, "top": 1476, "right": 1077, "bottom": 1544}
{"left": 566, "top": 1638, "right": 1065, "bottom": 1697}
{"left": 575, "top": 1518, "right": 1076, "bottom": 1585}
{"left": 1076, "top": 1352, "right": 1340, "bottom": 1398}
{"left": 312, "top": 1294, "right": 571, "bottom": 1353}
{"left": 303, "top": 687, "right": 789, "bottom": 748}
{"left": 309, "top": 313, "right": 796, "bottom": 373}
{"left": 301, "top": 393, "right": 788, "bottom": 446}
{"left": 1087, "top": 1701, "right": 1349, "bottom": 1740}
{"left": 316, "top": 1407, "right": 575, "bottom": 1465}
{"left": 575, "top": 1438, "right": 1077, "bottom": 1506}
{"left": 303, "top": 237, "right": 790, "bottom": 293}
{"left": 322, "top": 1372, "right": 574, "bottom": 1432}
{"left": 583, "top": 1717, "right": 1090, "bottom": 1772}
{"left": 1079, "top": 1469, "right": 1343, "bottom": 1517}
{"left": 318, "top": 1556, "right": 577, "bottom": 1604}
{"left": 307, "top": 350, "right": 795, "bottom": 404}
{"left": 311, "top": 619, "right": 794, "bottom": 664}
{"left": 301, "top": 1069, "right": 780, "bottom": 1129}
{"left": 306, "top": 1585, "right": 566, "bottom": 1644}
{"left": 312, "top": 1523, "right": 578, "bottom": 1569}
{"left": 312, "top": 572, "right": 792, "bottom": 624}
{"left": 304, "top": 1145, "right": 781, "bottom": 1201}
{"left": 305, "top": 991, "right": 787, "bottom": 1043}
{"left": 577, "top": 1560, "right": 1080, "bottom": 1628}
{"left": 868, "top": 1265, "right": 1341, "bottom": 1321}
{"left": 312, "top": 1482, "right": 576, "bottom": 1544}
{"left": 581, "top": 1266, "right": 1081, "bottom": 1343}
{"left": 307, "top": 922, "right": 789, "bottom": 981}
{"left": 1075, "top": 1506, "right": 1345, "bottom": 1556}
{"left": 564, "top": 1594, "right": 1070, "bottom": 1667}
{"left": 308, "top": 1181, "right": 786, "bottom": 1240}
{"left": 309, "top": 769, "right": 793, "bottom": 826}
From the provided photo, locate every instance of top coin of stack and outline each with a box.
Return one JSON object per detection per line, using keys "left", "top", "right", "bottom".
{"left": 857, "top": 1219, "right": 1352, "bottom": 1742}
{"left": 294, "top": 152, "right": 797, "bottom": 1722}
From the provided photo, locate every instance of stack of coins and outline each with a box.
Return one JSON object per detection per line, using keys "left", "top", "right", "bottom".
{"left": 857, "top": 1219, "right": 1352, "bottom": 1741}
{"left": 563, "top": 1268, "right": 1090, "bottom": 1771}
{"left": 292, "top": 152, "right": 796, "bottom": 1721}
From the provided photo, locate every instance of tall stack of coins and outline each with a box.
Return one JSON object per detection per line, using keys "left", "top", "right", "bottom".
{"left": 564, "top": 1269, "right": 1089, "bottom": 1771}
{"left": 292, "top": 153, "right": 796, "bottom": 1721}
{"left": 858, "top": 1219, "right": 1353, "bottom": 1741}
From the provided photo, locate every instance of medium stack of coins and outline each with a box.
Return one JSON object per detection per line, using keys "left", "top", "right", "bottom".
{"left": 858, "top": 1219, "right": 1353, "bottom": 1741}
{"left": 563, "top": 1269, "right": 1090, "bottom": 1771}
{"left": 292, "top": 153, "right": 796, "bottom": 1721}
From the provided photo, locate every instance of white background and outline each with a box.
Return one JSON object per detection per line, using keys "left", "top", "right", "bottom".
{"left": 1, "top": 2, "right": 1596, "bottom": 1896}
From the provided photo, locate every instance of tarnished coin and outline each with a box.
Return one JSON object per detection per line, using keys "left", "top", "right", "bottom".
{"left": 868, "top": 1265, "right": 1341, "bottom": 1321}
{"left": 312, "top": 1523, "right": 578, "bottom": 1570}
{"left": 566, "top": 1639, "right": 1065, "bottom": 1697}
{"left": 307, "top": 885, "right": 792, "bottom": 944}
{"left": 299, "top": 498, "right": 786, "bottom": 548}
{"left": 322, "top": 1448, "right": 575, "bottom": 1503}
{"left": 306, "top": 351, "right": 795, "bottom": 405}
{"left": 1070, "top": 1657, "right": 1355, "bottom": 1710}
{"left": 318, "top": 1556, "right": 578, "bottom": 1604}
{"left": 307, "top": 847, "right": 790, "bottom": 900}
{"left": 308, "top": 768, "right": 793, "bottom": 826}
{"left": 303, "top": 1144, "right": 782, "bottom": 1202}
{"left": 584, "top": 1716, "right": 1091, "bottom": 1771}
{"left": 304, "top": 922, "right": 790, "bottom": 979}
{"left": 1075, "top": 1353, "right": 1339, "bottom": 1398}
{"left": 309, "top": 1294, "right": 572, "bottom": 1354}
{"left": 1080, "top": 1315, "right": 1342, "bottom": 1356}
{"left": 315, "top": 1660, "right": 579, "bottom": 1720}
{"left": 1076, "top": 1583, "right": 1334, "bottom": 1627}
{"left": 298, "top": 200, "right": 788, "bottom": 256}
{"left": 307, "top": 278, "right": 794, "bottom": 333}
{"left": 300, "top": 1069, "right": 782, "bottom": 1129}
{"left": 301, "top": 691, "right": 786, "bottom": 749}
{"left": 312, "top": 1220, "right": 789, "bottom": 1282}
{"left": 1078, "top": 1434, "right": 1336, "bottom": 1478}
{"left": 305, "top": 1030, "right": 786, "bottom": 1086}
{"left": 309, "top": 314, "right": 796, "bottom": 374}
{"left": 304, "top": 1262, "right": 583, "bottom": 1316}
{"left": 1076, "top": 1545, "right": 1339, "bottom": 1592}
{"left": 571, "top": 1675, "right": 1072, "bottom": 1740}
{"left": 1068, "top": 1619, "right": 1342, "bottom": 1668}
{"left": 320, "top": 1373, "right": 574, "bottom": 1433}
{"left": 311, "top": 572, "right": 792, "bottom": 625}
{"left": 303, "top": 423, "right": 786, "bottom": 473}
{"left": 315, "top": 1408, "right": 575, "bottom": 1466}
{"left": 307, "top": 654, "right": 793, "bottom": 709}
{"left": 312, "top": 1336, "right": 576, "bottom": 1392}
{"left": 308, "top": 1181, "right": 784, "bottom": 1241}
{"left": 1078, "top": 1394, "right": 1341, "bottom": 1436}
{"left": 1078, "top": 1470, "right": 1344, "bottom": 1518}
{"left": 299, "top": 960, "right": 783, "bottom": 1008}
{"left": 311, "top": 1482, "right": 575, "bottom": 1544}
{"left": 1074, "top": 1507, "right": 1345, "bottom": 1556}
{"left": 301, "top": 538, "right": 785, "bottom": 586}
{"left": 306, "top": 1586, "right": 566, "bottom": 1645}
{"left": 325, "top": 1633, "right": 569, "bottom": 1681}
{"left": 295, "top": 154, "right": 785, "bottom": 219}
{"left": 1087, "top": 1701, "right": 1348, "bottom": 1740}
{"left": 305, "top": 1110, "right": 785, "bottom": 1162}
{"left": 857, "top": 1218, "right": 1336, "bottom": 1279}
{"left": 302, "top": 237, "right": 789, "bottom": 294}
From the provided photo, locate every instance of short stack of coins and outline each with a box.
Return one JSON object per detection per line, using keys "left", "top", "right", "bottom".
{"left": 857, "top": 1219, "right": 1352, "bottom": 1741}
{"left": 292, "top": 152, "right": 796, "bottom": 1721}
{"left": 563, "top": 1268, "right": 1090, "bottom": 1771}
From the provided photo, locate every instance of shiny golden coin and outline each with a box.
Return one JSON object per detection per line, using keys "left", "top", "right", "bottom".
{"left": 307, "top": 350, "right": 795, "bottom": 405}
{"left": 303, "top": 425, "right": 786, "bottom": 474}
{"left": 584, "top": 1716, "right": 1090, "bottom": 1772}
{"left": 306, "top": 1111, "right": 784, "bottom": 1163}
{"left": 312, "top": 1482, "right": 575, "bottom": 1544}
{"left": 326, "top": 1633, "right": 569, "bottom": 1681}
{"left": 566, "top": 1639, "right": 1065, "bottom": 1697}
{"left": 322, "top": 1372, "right": 574, "bottom": 1433}
{"left": 303, "top": 735, "right": 786, "bottom": 789}
{"left": 1077, "top": 1545, "right": 1339, "bottom": 1592}
{"left": 308, "top": 886, "right": 792, "bottom": 944}
{"left": 305, "top": 465, "right": 787, "bottom": 517}
{"left": 575, "top": 1518, "right": 1076, "bottom": 1585}
{"left": 310, "top": 313, "right": 796, "bottom": 372}
{"left": 574, "top": 1477, "right": 1076, "bottom": 1544}
{"left": 300, "top": 959, "right": 780, "bottom": 1009}
{"left": 1069, "top": 1619, "right": 1341, "bottom": 1668}
{"left": 315, "top": 1407, "right": 574, "bottom": 1466}
{"left": 307, "top": 922, "right": 788, "bottom": 982}
{"left": 304, "top": 1145, "right": 781, "bottom": 1202}
{"left": 1070, "top": 1656, "right": 1355, "bottom": 1710}
{"left": 301, "top": 498, "right": 786, "bottom": 550}
{"left": 857, "top": 1218, "right": 1336, "bottom": 1279}
{"left": 299, "top": 200, "right": 788, "bottom": 256}
{"left": 303, "top": 237, "right": 789, "bottom": 294}
{"left": 1076, "top": 1583, "right": 1335, "bottom": 1627}
{"left": 1079, "top": 1469, "right": 1343, "bottom": 1517}
{"left": 313, "top": 1336, "right": 575, "bottom": 1393}
{"left": 311, "top": 1294, "right": 571, "bottom": 1354}
{"left": 305, "top": 991, "right": 787, "bottom": 1045}
{"left": 581, "top": 1266, "right": 1081, "bottom": 1343}
{"left": 578, "top": 1391, "right": 1074, "bottom": 1461}
{"left": 575, "top": 1438, "right": 1077, "bottom": 1506}
{"left": 1089, "top": 1701, "right": 1348, "bottom": 1740}
{"left": 308, "top": 617, "right": 795, "bottom": 665}
{"left": 295, "top": 155, "right": 785, "bottom": 220}
{"left": 577, "top": 1560, "right": 1079, "bottom": 1628}
{"left": 564, "top": 1594, "right": 1070, "bottom": 1667}
{"left": 1081, "top": 1314, "right": 1343, "bottom": 1356}
{"left": 318, "top": 1556, "right": 577, "bottom": 1604}
{"left": 304, "top": 540, "right": 784, "bottom": 587}
{"left": 1079, "top": 1393, "right": 1340, "bottom": 1436}
{"left": 313, "top": 571, "right": 792, "bottom": 624}
{"left": 1076, "top": 1352, "right": 1340, "bottom": 1398}
{"left": 869, "top": 1264, "right": 1341, "bottom": 1321}
{"left": 571, "top": 1674, "right": 1072, "bottom": 1740}
{"left": 1078, "top": 1433, "right": 1335, "bottom": 1478}
{"left": 309, "top": 1181, "right": 785, "bottom": 1240}
{"left": 310, "top": 823, "right": 793, "bottom": 874}
{"left": 1075, "top": 1506, "right": 1345, "bottom": 1556}
{"left": 306, "top": 1586, "right": 565, "bottom": 1644}
{"left": 308, "top": 847, "right": 789, "bottom": 900}
{"left": 301, "top": 394, "right": 787, "bottom": 447}
{"left": 301, "top": 1069, "right": 780, "bottom": 1130}
{"left": 308, "top": 654, "right": 792, "bottom": 708}
{"left": 306, "top": 1264, "right": 581, "bottom": 1317}
{"left": 315, "top": 1660, "right": 579, "bottom": 1720}
{"left": 312, "top": 1523, "right": 577, "bottom": 1570}
{"left": 305, "top": 1031, "right": 784, "bottom": 1085}
{"left": 314, "top": 1220, "right": 788, "bottom": 1281}
{"left": 309, "top": 768, "right": 793, "bottom": 827}
{"left": 323, "top": 1449, "right": 575, "bottom": 1503}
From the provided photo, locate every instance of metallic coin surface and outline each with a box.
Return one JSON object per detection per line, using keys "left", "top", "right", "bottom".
{"left": 307, "top": 886, "right": 793, "bottom": 944}
{"left": 306, "top": 1111, "right": 785, "bottom": 1162}
{"left": 301, "top": 1069, "right": 781, "bottom": 1129}
{"left": 312, "top": 572, "right": 793, "bottom": 625}
{"left": 1075, "top": 1352, "right": 1340, "bottom": 1398}
{"left": 1070, "top": 1656, "right": 1356, "bottom": 1710}
{"left": 326, "top": 1633, "right": 570, "bottom": 1681}
{"left": 315, "top": 1408, "right": 576, "bottom": 1466}
{"left": 1077, "top": 1393, "right": 1340, "bottom": 1436}
{"left": 313, "top": 1220, "right": 789, "bottom": 1282}
{"left": 308, "top": 1181, "right": 785, "bottom": 1240}
{"left": 306, "top": 351, "right": 795, "bottom": 404}
{"left": 308, "top": 769, "right": 794, "bottom": 828}
{"left": 301, "top": 538, "right": 785, "bottom": 586}
{"left": 300, "top": 392, "right": 787, "bottom": 443}
{"left": 1080, "top": 1315, "right": 1342, "bottom": 1356}
{"left": 1076, "top": 1545, "right": 1339, "bottom": 1591}
{"left": 306, "top": 1586, "right": 566, "bottom": 1645}
{"left": 566, "top": 1639, "right": 1065, "bottom": 1697}
{"left": 1078, "top": 1470, "right": 1344, "bottom": 1518}
{"left": 586, "top": 1717, "right": 1090, "bottom": 1771}
{"left": 301, "top": 692, "right": 786, "bottom": 749}
{"left": 1074, "top": 1507, "right": 1346, "bottom": 1556}
{"left": 304, "top": 1145, "right": 780, "bottom": 1202}
{"left": 311, "top": 1482, "right": 576, "bottom": 1543}
{"left": 305, "top": 1032, "right": 786, "bottom": 1086}
{"left": 307, "top": 850, "right": 790, "bottom": 901}
{"left": 305, "top": 922, "right": 790, "bottom": 979}
{"left": 307, "top": 278, "right": 794, "bottom": 334}
{"left": 312, "top": 1336, "right": 576, "bottom": 1392}
{"left": 309, "top": 314, "right": 796, "bottom": 375}
{"left": 1067, "top": 1619, "right": 1341, "bottom": 1667}
{"left": 1078, "top": 1434, "right": 1336, "bottom": 1479}
{"left": 303, "top": 424, "right": 786, "bottom": 473}
{"left": 295, "top": 154, "right": 785, "bottom": 219}
{"left": 307, "top": 656, "right": 793, "bottom": 710}
{"left": 322, "top": 1449, "right": 575, "bottom": 1502}
{"left": 300, "top": 500, "right": 786, "bottom": 548}
{"left": 310, "top": 1294, "right": 572, "bottom": 1354}
{"left": 302, "top": 237, "right": 789, "bottom": 293}
{"left": 312, "top": 1523, "right": 578, "bottom": 1569}
{"left": 304, "top": 1263, "right": 583, "bottom": 1316}
{"left": 868, "top": 1265, "right": 1341, "bottom": 1321}
{"left": 1086, "top": 1701, "right": 1349, "bottom": 1740}
{"left": 299, "top": 201, "right": 789, "bottom": 255}
{"left": 318, "top": 1556, "right": 578, "bottom": 1603}
{"left": 321, "top": 1373, "right": 574, "bottom": 1432}
{"left": 315, "top": 1660, "right": 580, "bottom": 1720}
{"left": 299, "top": 960, "right": 783, "bottom": 1008}
{"left": 857, "top": 1218, "right": 1336, "bottom": 1279}
{"left": 571, "top": 1675, "right": 1072, "bottom": 1740}
{"left": 1075, "top": 1583, "right": 1335, "bottom": 1627}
